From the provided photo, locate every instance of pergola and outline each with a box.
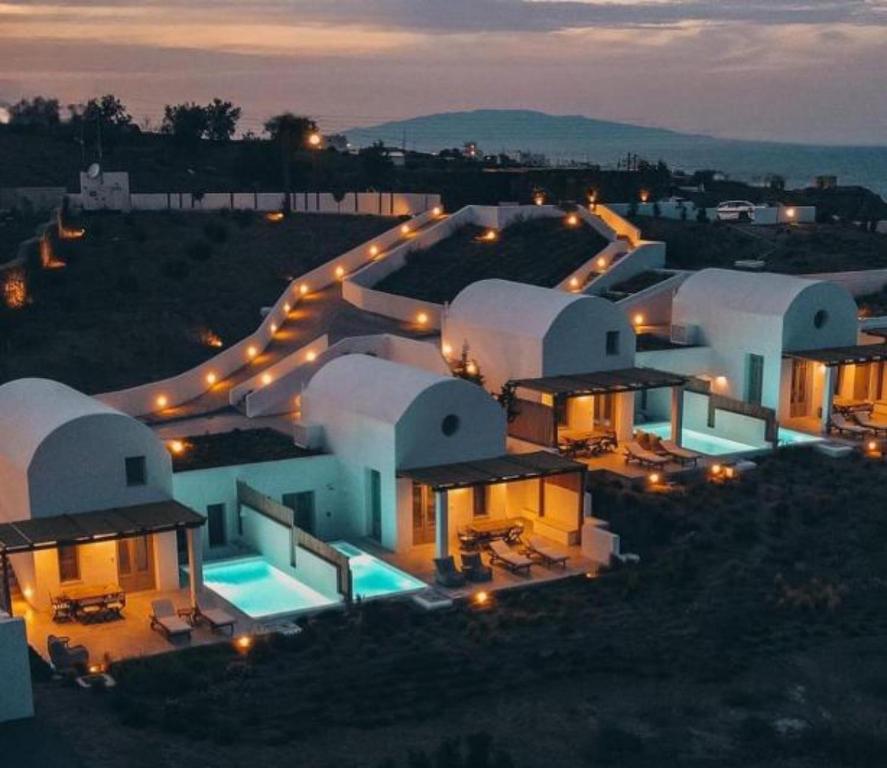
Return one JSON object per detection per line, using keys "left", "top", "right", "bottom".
{"left": 509, "top": 367, "right": 689, "bottom": 447}
{"left": 0, "top": 500, "right": 205, "bottom": 616}
{"left": 398, "top": 451, "right": 586, "bottom": 558}
{"left": 784, "top": 343, "right": 887, "bottom": 429}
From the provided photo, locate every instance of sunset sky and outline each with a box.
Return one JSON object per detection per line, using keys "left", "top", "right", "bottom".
{"left": 1, "top": 0, "right": 885, "bottom": 144}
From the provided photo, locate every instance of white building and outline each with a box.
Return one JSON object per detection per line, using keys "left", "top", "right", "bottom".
{"left": 0, "top": 379, "right": 203, "bottom": 613}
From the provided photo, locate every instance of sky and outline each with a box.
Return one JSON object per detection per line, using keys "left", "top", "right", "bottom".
{"left": 0, "top": 0, "right": 885, "bottom": 145}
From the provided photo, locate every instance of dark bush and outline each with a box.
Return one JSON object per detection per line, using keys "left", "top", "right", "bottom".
{"left": 28, "top": 645, "right": 53, "bottom": 682}
{"left": 203, "top": 221, "right": 228, "bottom": 244}
{"left": 161, "top": 257, "right": 190, "bottom": 280}
{"left": 185, "top": 239, "right": 213, "bottom": 261}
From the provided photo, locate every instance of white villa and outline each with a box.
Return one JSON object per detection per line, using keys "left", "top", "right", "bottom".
{"left": 3, "top": 198, "right": 887, "bottom": 723}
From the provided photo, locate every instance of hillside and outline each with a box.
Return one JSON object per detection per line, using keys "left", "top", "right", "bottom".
{"left": 346, "top": 110, "right": 887, "bottom": 195}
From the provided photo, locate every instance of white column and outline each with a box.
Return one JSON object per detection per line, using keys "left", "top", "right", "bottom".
{"left": 186, "top": 527, "right": 204, "bottom": 609}
{"left": 434, "top": 490, "right": 449, "bottom": 559}
{"left": 671, "top": 386, "right": 685, "bottom": 447}
{"left": 821, "top": 365, "right": 836, "bottom": 433}
{"left": 614, "top": 392, "right": 634, "bottom": 445}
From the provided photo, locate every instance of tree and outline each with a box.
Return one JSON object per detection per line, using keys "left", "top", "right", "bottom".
{"left": 263, "top": 113, "right": 318, "bottom": 204}
{"left": 205, "top": 98, "right": 241, "bottom": 141}
{"left": 161, "top": 102, "right": 208, "bottom": 146}
{"left": 8, "top": 97, "right": 60, "bottom": 132}
{"left": 80, "top": 94, "right": 132, "bottom": 128}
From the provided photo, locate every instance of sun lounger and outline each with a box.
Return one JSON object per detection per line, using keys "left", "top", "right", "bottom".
{"left": 194, "top": 605, "right": 237, "bottom": 635}
{"left": 524, "top": 536, "right": 569, "bottom": 569}
{"left": 853, "top": 413, "right": 887, "bottom": 435}
{"left": 149, "top": 599, "right": 192, "bottom": 640}
{"left": 624, "top": 441, "right": 670, "bottom": 468}
{"left": 660, "top": 439, "right": 701, "bottom": 467}
{"left": 829, "top": 413, "right": 871, "bottom": 438}
{"left": 434, "top": 556, "right": 467, "bottom": 588}
{"left": 488, "top": 540, "right": 533, "bottom": 575}
{"left": 47, "top": 634, "right": 89, "bottom": 674}
{"left": 460, "top": 551, "right": 493, "bottom": 582}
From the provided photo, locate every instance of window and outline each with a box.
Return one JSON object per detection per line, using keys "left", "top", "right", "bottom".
{"left": 473, "top": 486, "right": 488, "bottom": 518}
{"left": 814, "top": 309, "right": 829, "bottom": 329}
{"left": 441, "top": 414, "right": 460, "bottom": 436}
{"left": 207, "top": 503, "right": 227, "bottom": 548}
{"left": 57, "top": 545, "right": 80, "bottom": 583}
{"left": 606, "top": 330, "right": 620, "bottom": 356}
{"left": 283, "top": 491, "right": 316, "bottom": 535}
{"left": 125, "top": 455, "right": 146, "bottom": 486}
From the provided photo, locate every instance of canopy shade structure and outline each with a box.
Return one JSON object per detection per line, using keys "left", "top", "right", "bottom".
{"left": 511, "top": 367, "right": 687, "bottom": 397}
{"left": 784, "top": 343, "right": 887, "bottom": 367}
{"left": 0, "top": 500, "right": 204, "bottom": 554}
{"left": 398, "top": 451, "right": 585, "bottom": 491}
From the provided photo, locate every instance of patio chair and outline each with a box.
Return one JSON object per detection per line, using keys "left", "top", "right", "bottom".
{"left": 50, "top": 595, "right": 73, "bottom": 622}
{"left": 829, "top": 413, "right": 871, "bottom": 438}
{"left": 853, "top": 412, "right": 887, "bottom": 436}
{"left": 47, "top": 634, "right": 89, "bottom": 674}
{"left": 149, "top": 599, "right": 193, "bottom": 641}
{"left": 659, "top": 439, "right": 701, "bottom": 467}
{"left": 193, "top": 605, "right": 237, "bottom": 635}
{"left": 433, "top": 556, "right": 467, "bottom": 588}
{"left": 624, "top": 441, "right": 670, "bottom": 468}
{"left": 460, "top": 551, "right": 493, "bottom": 583}
{"left": 524, "top": 536, "right": 569, "bottom": 569}
{"left": 488, "top": 540, "right": 533, "bottom": 575}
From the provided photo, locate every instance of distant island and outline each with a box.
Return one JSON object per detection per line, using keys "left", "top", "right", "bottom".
{"left": 346, "top": 110, "right": 887, "bottom": 196}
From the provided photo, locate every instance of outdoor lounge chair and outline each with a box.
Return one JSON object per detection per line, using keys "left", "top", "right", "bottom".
{"left": 193, "top": 605, "right": 237, "bottom": 635}
{"left": 460, "top": 551, "right": 493, "bottom": 582}
{"left": 524, "top": 536, "right": 569, "bottom": 569}
{"left": 434, "top": 556, "right": 467, "bottom": 588}
{"left": 488, "top": 540, "right": 533, "bottom": 575}
{"left": 660, "top": 439, "right": 701, "bottom": 467}
{"left": 853, "top": 412, "right": 887, "bottom": 436}
{"left": 47, "top": 634, "right": 89, "bottom": 674}
{"left": 624, "top": 441, "right": 670, "bottom": 468}
{"left": 829, "top": 413, "right": 872, "bottom": 438}
{"left": 149, "top": 599, "right": 192, "bottom": 640}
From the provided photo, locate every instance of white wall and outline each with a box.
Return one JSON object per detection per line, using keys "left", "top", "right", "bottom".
{"left": 172, "top": 454, "right": 343, "bottom": 550}
{"left": 28, "top": 414, "right": 172, "bottom": 519}
{"left": 0, "top": 612, "right": 33, "bottom": 723}
{"left": 240, "top": 507, "right": 341, "bottom": 602}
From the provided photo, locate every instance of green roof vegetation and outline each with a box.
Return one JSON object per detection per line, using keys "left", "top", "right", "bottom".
{"left": 171, "top": 428, "right": 319, "bottom": 472}
{"left": 0, "top": 210, "right": 395, "bottom": 393}
{"left": 375, "top": 217, "right": 608, "bottom": 303}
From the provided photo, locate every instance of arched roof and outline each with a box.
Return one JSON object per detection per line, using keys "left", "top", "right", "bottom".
{"left": 674, "top": 269, "right": 825, "bottom": 318}
{"left": 0, "top": 378, "right": 122, "bottom": 472}
{"left": 304, "top": 354, "right": 459, "bottom": 426}
{"left": 448, "top": 279, "right": 609, "bottom": 339}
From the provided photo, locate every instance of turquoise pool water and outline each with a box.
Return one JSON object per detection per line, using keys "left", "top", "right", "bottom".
{"left": 331, "top": 541, "right": 426, "bottom": 600}
{"left": 200, "top": 557, "right": 334, "bottom": 619}
{"left": 643, "top": 422, "right": 821, "bottom": 456}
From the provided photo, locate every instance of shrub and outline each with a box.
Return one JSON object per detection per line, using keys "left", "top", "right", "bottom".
{"left": 28, "top": 645, "right": 52, "bottom": 682}
{"left": 696, "top": 206, "right": 709, "bottom": 223}
{"left": 161, "top": 257, "right": 190, "bottom": 280}
{"left": 185, "top": 239, "right": 213, "bottom": 261}
{"left": 203, "top": 221, "right": 228, "bottom": 244}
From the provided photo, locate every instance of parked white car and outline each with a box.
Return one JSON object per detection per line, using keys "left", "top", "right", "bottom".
{"left": 716, "top": 200, "right": 756, "bottom": 221}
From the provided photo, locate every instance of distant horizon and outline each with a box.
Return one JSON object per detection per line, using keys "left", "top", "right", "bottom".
{"left": 1, "top": 1, "right": 885, "bottom": 146}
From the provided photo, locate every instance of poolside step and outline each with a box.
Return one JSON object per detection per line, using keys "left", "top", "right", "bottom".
{"left": 412, "top": 588, "right": 454, "bottom": 611}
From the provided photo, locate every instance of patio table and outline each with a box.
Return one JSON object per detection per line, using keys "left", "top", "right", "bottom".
{"left": 60, "top": 584, "right": 126, "bottom": 623}
{"left": 459, "top": 518, "right": 526, "bottom": 549}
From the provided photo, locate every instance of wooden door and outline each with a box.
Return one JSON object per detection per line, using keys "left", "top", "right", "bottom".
{"left": 117, "top": 536, "right": 155, "bottom": 592}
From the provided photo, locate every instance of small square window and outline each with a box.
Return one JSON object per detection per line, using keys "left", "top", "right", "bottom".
{"left": 125, "top": 456, "right": 147, "bottom": 486}
{"left": 606, "top": 330, "right": 620, "bottom": 356}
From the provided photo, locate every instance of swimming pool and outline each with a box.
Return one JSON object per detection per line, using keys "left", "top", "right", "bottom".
{"left": 199, "top": 557, "right": 335, "bottom": 619}
{"left": 331, "top": 541, "right": 426, "bottom": 600}
{"left": 643, "top": 422, "right": 821, "bottom": 456}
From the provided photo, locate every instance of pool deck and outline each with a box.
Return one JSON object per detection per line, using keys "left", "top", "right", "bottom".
{"left": 15, "top": 586, "right": 258, "bottom": 665}
{"left": 353, "top": 538, "right": 602, "bottom": 598}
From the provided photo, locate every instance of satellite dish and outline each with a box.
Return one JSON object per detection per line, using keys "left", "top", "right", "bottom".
{"left": 86, "top": 163, "right": 102, "bottom": 179}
